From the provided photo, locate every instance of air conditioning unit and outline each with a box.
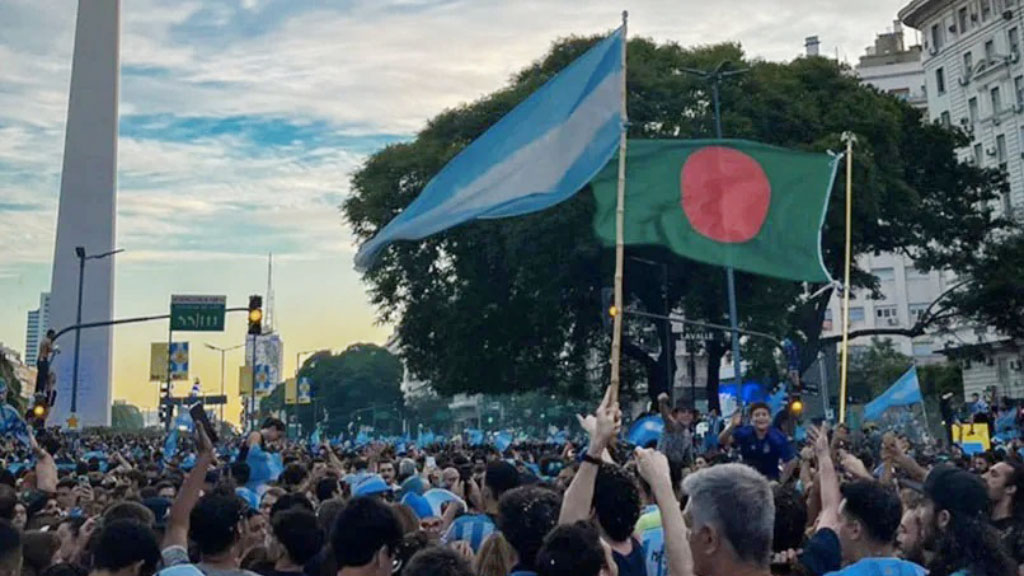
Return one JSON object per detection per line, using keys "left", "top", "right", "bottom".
{"left": 988, "top": 146, "right": 998, "bottom": 156}
{"left": 1004, "top": 9, "right": 1014, "bottom": 19}
{"left": 884, "top": 317, "right": 899, "bottom": 326}
{"left": 929, "top": 45, "right": 940, "bottom": 56}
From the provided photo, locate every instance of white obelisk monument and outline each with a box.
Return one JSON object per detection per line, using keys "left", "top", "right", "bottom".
{"left": 49, "top": 0, "right": 121, "bottom": 428}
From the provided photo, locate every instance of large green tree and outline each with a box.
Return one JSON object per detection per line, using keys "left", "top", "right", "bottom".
{"left": 263, "top": 344, "right": 403, "bottom": 435}
{"left": 344, "top": 36, "right": 1008, "bottom": 405}
{"left": 111, "top": 402, "right": 145, "bottom": 431}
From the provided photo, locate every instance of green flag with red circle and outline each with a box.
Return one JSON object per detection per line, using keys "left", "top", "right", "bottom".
{"left": 592, "top": 139, "right": 840, "bottom": 283}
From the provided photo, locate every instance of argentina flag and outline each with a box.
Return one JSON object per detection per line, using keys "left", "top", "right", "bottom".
{"left": 355, "top": 26, "right": 625, "bottom": 270}
{"left": 863, "top": 366, "right": 922, "bottom": 421}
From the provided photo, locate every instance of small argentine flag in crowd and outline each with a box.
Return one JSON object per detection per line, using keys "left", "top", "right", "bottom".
{"left": 355, "top": 25, "right": 625, "bottom": 269}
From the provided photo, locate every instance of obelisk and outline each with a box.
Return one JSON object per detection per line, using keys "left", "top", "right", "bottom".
{"left": 49, "top": 0, "right": 120, "bottom": 428}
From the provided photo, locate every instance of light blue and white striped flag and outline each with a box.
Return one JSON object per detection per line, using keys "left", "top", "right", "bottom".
{"left": 354, "top": 26, "right": 625, "bottom": 269}
{"left": 863, "top": 366, "right": 923, "bottom": 421}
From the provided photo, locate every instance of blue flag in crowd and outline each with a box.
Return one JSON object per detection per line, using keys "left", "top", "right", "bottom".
{"left": 864, "top": 366, "right": 922, "bottom": 421}
{"left": 309, "top": 427, "right": 322, "bottom": 450}
{"left": 0, "top": 404, "right": 31, "bottom": 448}
{"left": 628, "top": 415, "right": 664, "bottom": 448}
{"left": 494, "top": 431, "right": 513, "bottom": 453}
{"left": 163, "top": 427, "right": 179, "bottom": 460}
{"left": 246, "top": 444, "right": 283, "bottom": 491}
{"left": 354, "top": 26, "right": 625, "bottom": 270}
{"left": 466, "top": 428, "right": 484, "bottom": 446}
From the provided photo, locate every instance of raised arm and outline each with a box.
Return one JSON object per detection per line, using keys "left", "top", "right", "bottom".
{"left": 636, "top": 448, "right": 693, "bottom": 576}
{"left": 808, "top": 425, "right": 840, "bottom": 532}
{"left": 718, "top": 410, "right": 743, "bottom": 446}
{"left": 164, "top": 427, "right": 215, "bottom": 549}
{"left": 559, "top": 387, "right": 620, "bottom": 526}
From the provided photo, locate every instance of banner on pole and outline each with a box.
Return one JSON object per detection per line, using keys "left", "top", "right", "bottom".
{"left": 298, "top": 376, "right": 312, "bottom": 404}
{"left": 150, "top": 343, "right": 189, "bottom": 381}
{"left": 285, "top": 378, "right": 297, "bottom": 405}
{"left": 239, "top": 366, "right": 253, "bottom": 396}
{"left": 254, "top": 365, "right": 272, "bottom": 397}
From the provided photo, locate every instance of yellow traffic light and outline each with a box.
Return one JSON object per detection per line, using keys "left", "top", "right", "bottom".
{"left": 608, "top": 305, "right": 619, "bottom": 318}
{"left": 248, "top": 308, "right": 263, "bottom": 324}
{"left": 789, "top": 398, "right": 804, "bottom": 415}
{"left": 248, "top": 295, "right": 264, "bottom": 335}
{"left": 32, "top": 404, "right": 46, "bottom": 418}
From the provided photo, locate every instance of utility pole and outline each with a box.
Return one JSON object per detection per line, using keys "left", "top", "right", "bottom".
{"left": 70, "top": 246, "right": 123, "bottom": 423}
{"left": 680, "top": 62, "right": 749, "bottom": 404}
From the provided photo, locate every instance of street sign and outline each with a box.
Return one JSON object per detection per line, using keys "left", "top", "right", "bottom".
{"left": 285, "top": 378, "right": 297, "bottom": 405}
{"left": 160, "top": 394, "right": 227, "bottom": 406}
{"left": 170, "top": 295, "right": 226, "bottom": 332}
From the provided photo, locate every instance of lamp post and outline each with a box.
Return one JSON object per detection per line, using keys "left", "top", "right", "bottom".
{"left": 70, "top": 246, "right": 124, "bottom": 419}
{"left": 205, "top": 343, "right": 244, "bottom": 423}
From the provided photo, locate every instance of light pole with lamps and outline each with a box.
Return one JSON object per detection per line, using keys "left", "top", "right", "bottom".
{"left": 70, "top": 246, "right": 124, "bottom": 419}
{"left": 205, "top": 343, "right": 244, "bottom": 423}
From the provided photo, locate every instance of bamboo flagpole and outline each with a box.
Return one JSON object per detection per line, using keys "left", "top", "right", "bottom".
{"left": 609, "top": 10, "right": 628, "bottom": 404}
{"left": 838, "top": 132, "right": 856, "bottom": 423}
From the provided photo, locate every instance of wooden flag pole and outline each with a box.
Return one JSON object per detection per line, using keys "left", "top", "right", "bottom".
{"left": 609, "top": 10, "right": 628, "bottom": 405}
{"left": 838, "top": 132, "right": 856, "bottom": 424}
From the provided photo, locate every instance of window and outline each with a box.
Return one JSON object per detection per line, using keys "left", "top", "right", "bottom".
{"left": 975, "top": 142, "right": 984, "bottom": 165}
{"left": 823, "top": 309, "right": 834, "bottom": 330}
{"left": 873, "top": 267, "right": 896, "bottom": 283}
{"left": 937, "top": 67, "right": 946, "bottom": 94}
{"left": 941, "top": 111, "right": 952, "bottom": 126}
{"left": 970, "top": 96, "right": 979, "bottom": 123}
{"left": 960, "top": 6, "right": 970, "bottom": 32}
{"left": 1011, "top": 27, "right": 1021, "bottom": 55}
{"left": 876, "top": 305, "right": 898, "bottom": 319}
{"left": 912, "top": 341, "right": 935, "bottom": 356}
{"left": 992, "top": 85, "right": 1002, "bottom": 113}
{"left": 983, "top": 0, "right": 993, "bottom": 21}
{"left": 849, "top": 307, "right": 865, "bottom": 322}
{"left": 986, "top": 39, "right": 996, "bottom": 61}
{"left": 932, "top": 23, "right": 945, "bottom": 50}
{"left": 909, "top": 303, "right": 931, "bottom": 321}
{"left": 1002, "top": 191, "right": 1013, "bottom": 216}
{"left": 964, "top": 51, "right": 974, "bottom": 75}
{"left": 997, "top": 133, "right": 1007, "bottom": 170}
{"left": 1016, "top": 76, "right": 1024, "bottom": 104}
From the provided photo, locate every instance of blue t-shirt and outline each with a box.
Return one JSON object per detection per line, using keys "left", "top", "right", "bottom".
{"left": 733, "top": 425, "right": 794, "bottom": 479}
{"left": 826, "top": 558, "right": 927, "bottom": 576}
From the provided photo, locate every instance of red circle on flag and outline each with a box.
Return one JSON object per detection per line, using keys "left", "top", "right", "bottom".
{"left": 680, "top": 146, "right": 771, "bottom": 243}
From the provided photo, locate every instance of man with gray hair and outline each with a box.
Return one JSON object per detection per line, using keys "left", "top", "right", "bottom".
{"left": 635, "top": 448, "right": 774, "bottom": 576}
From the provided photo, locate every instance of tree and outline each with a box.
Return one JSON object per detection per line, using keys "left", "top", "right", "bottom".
{"left": 263, "top": 344, "right": 404, "bottom": 436}
{"left": 344, "top": 36, "right": 1008, "bottom": 405}
{"left": 845, "top": 339, "right": 913, "bottom": 403}
{"left": 0, "top": 356, "right": 24, "bottom": 413}
{"left": 111, "top": 402, "right": 145, "bottom": 430}
{"left": 949, "top": 232, "right": 1024, "bottom": 339}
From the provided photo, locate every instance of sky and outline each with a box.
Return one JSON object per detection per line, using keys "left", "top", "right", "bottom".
{"left": 0, "top": 0, "right": 910, "bottom": 422}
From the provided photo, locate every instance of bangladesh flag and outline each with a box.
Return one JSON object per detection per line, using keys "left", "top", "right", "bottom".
{"left": 592, "top": 139, "right": 840, "bottom": 282}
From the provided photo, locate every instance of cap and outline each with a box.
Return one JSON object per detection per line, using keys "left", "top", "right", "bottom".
{"left": 353, "top": 474, "right": 390, "bottom": 498}
{"left": 923, "top": 464, "right": 990, "bottom": 520}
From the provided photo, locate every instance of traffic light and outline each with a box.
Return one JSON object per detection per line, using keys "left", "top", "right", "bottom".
{"left": 248, "top": 295, "right": 263, "bottom": 335}
{"left": 600, "top": 287, "right": 616, "bottom": 330}
{"left": 788, "top": 396, "right": 804, "bottom": 417}
{"left": 25, "top": 394, "right": 49, "bottom": 428}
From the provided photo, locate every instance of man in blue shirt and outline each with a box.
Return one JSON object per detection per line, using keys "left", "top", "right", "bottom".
{"left": 718, "top": 402, "right": 796, "bottom": 482}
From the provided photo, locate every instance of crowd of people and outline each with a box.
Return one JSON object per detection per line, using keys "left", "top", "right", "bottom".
{"left": 1, "top": 382, "right": 1023, "bottom": 576}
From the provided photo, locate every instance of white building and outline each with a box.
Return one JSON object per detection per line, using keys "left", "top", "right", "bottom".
{"left": 24, "top": 292, "right": 50, "bottom": 365}
{"left": 385, "top": 335, "right": 432, "bottom": 402}
{"left": 942, "top": 338, "right": 1024, "bottom": 400}
{"left": 856, "top": 22, "right": 928, "bottom": 108}
{"left": 900, "top": 0, "right": 1024, "bottom": 220}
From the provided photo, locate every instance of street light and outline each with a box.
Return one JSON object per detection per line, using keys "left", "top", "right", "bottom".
{"left": 70, "top": 246, "right": 124, "bottom": 419}
{"left": 205, "top": 342, "right": 244, "bottom": 423}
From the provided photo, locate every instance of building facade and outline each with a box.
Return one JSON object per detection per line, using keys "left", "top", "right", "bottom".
{"left": 900, "top": 0, "right": 1024, "bottom": 219}
{"left": 24, "top": 292, "right": 50, "bottom": 365}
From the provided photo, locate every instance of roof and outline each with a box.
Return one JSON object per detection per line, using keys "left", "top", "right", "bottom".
{"left": 899, "top": 0, "right": 948, "bottom": 30}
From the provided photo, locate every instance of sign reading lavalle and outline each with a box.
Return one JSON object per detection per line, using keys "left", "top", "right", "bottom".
{"left": 170, "top": 295, "right": 226, "bottom": 332}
